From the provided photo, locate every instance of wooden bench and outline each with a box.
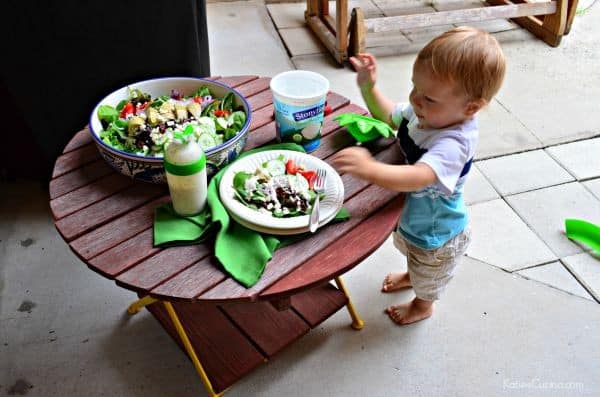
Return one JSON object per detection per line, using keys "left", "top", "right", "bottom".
{"left": 305, "top": 0, "right": 579, "bottom": 64}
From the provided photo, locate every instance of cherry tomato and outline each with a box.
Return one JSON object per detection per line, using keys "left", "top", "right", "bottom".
{"left": 214, "top": 109, "right": 231, "bottom": 117}
{"left": 193, "top": 96, "right": 203, "bottom": 104}
{"left": 299, "top": 170, "right": 316, "bottom": 188}
{"left": 286, "top": 159, "right": 298, "bottom": 175}
{"left": 120, "top": 102, "right": 134, "bottom": 118}
{"left": 324, "top": 105, "right": 333, "bottom": 116}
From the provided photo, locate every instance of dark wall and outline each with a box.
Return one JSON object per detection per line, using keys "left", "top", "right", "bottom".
{"left": 1, "top": 0, "right": 210, "bottom": 181}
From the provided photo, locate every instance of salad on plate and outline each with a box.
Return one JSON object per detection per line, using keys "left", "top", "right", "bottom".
{"left": 233, "top": 155, "right": 323, "bottom": 218}
{"left": 96, "top": 86, "right": 247, "bottom": 156}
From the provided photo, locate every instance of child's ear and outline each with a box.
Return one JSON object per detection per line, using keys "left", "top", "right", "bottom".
{"left": 465, "top": 99, "right": 487, "bottom": 117}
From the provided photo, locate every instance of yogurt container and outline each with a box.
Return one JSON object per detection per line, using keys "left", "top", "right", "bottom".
{"left": 270, "top": 70, "right": 329, "bottom": 152}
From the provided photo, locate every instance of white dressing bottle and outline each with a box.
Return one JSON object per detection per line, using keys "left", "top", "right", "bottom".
{"left": 164, "top": 139, "right": 207, "bottom": 216}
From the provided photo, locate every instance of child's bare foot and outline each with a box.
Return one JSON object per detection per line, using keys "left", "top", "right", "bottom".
{"left": 385, "top": 298, "right": 433, "bottom": 325}
{"left": 381, "top": 272, "right": 411, "bottom": 292}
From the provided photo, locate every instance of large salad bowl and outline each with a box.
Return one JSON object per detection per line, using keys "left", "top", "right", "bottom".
{"left": 89, "top": 77, "right": 252, "bottom": 184}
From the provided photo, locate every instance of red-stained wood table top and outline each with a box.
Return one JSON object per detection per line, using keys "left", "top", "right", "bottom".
{"left": 49, "top": 75, "right": 405, "bottom": 394}
{"left": 50, "top": 74, "right": 404, "bottom": 304}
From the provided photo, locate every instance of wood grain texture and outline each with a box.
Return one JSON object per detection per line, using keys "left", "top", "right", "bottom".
{"left": 54, "top": 183, "right": 165, "bottom": 241}
{"left": 50, "top": 173, "right": 134, "bottom": 219}
{"left": 146, "top": 302, "right": 265, "bottom": 393}
{"left": 52, "top": 144, "right": 100, "bottom": 179}
{"left": 116, "top": 244, "right": 213, "bottom": 292}
{"left": 69, "top": 195, "right": 170, "bottom": 260}
{"left": 221, "top": 301, "right": 310, "bottom": 357}
{"left": 291, "top": 283, "right": 348, "bottom": 327}
{"left": 49, "top": 159, "right": 114, "bottom": 200}
{"left": 215, "top": 75, "right": 258, "bottom": 88}
{"left": 63, "top": 127, "right": 93, "bottom": 153}
{"left": 88, "top": 228, "right": 160, "bottom": 277}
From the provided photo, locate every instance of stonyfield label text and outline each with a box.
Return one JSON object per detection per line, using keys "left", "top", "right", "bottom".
{"left": 293, "top": 104, "right": 324, "bottom": 122}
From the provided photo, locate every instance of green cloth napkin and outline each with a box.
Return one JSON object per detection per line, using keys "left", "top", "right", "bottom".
{"left": 334, "top": 113, "right": 396, "bottom": 142}
{"left": 153, "top": 143, "right": 350, "bottom": 288}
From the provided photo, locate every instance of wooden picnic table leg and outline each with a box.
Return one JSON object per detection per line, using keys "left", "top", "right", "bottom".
{"left": 334, "top": 276, "right": 365, "bottom": 330}
{"left": 163, "top": 301, "right": 227, "bottom": 397}
{"left": 127, "top": 295, "right": 158, "bottom": 314}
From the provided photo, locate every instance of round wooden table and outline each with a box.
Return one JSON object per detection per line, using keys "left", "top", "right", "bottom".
{"left": 49, "top": 75, "right": 405, "bottom": 396}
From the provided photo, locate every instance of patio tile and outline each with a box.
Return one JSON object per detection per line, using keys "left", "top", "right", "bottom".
{"left": 279, "top": 27, "right": 328, "bottom": 56}
{"left": 464, "top": 164, "right": 500, "bottom": 205}
{"left": 476, "top": 149, "right": 574, "bottom": 196}
{"left": 561, "top": 253, "right": 600, "bottom": 301}
{"left": 267, "top": 3, "right": 307, "bottom": 29}
{"left": 491, "top": 13, "right": 600, "bottom": 146}
{"left": 583, "top": 178, "right": 600, "bottom": 200}
{"left": 475, "top": 99, "right": 543, "bottom": 159}
{"left": 517, "top": 262, "right": 593, "bottom": 300}
{"left": 505, "top": 182, "right": 600, "bottom": 258}
{"left": 546, "top": 137, "right": 600, "bottom": 180}
{"left": 208, "top": 1, "right": 294, "bottom": 76}
{"left": 467, "top": 199, "right": 557, "bottom": 271}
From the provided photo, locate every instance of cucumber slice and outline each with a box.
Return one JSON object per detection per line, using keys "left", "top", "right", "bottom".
{"left": 265, "top": 159, "right": 286, "bottom": 177}
{"left": 197, "top": 133, "right": 217, "bottom": 150}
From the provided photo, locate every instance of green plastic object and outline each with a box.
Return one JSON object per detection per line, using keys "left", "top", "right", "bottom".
{"left": 334, "top": 113, "right": 396, "bottom": 143}
{"left": 565, "top": 218, "right": 600, "bottom": 253}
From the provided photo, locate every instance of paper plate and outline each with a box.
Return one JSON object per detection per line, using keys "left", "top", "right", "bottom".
{"left": 219, "top": 150, "right": 344, "bottom": 234}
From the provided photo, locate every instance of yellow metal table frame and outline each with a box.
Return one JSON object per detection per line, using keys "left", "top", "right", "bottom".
{"left": 126, "top": 276, "right": 364, "bottom": 397}
{"left": 305, "top": 0, "right": 579, "bottom": 64}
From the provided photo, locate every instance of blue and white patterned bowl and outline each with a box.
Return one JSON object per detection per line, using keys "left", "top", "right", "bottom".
{"left": 89, "top": 77, "right": 252, "bottom": 184}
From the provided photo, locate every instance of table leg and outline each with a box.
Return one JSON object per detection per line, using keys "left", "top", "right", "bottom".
{"left": 127, "top": 295, "right": 158, "bottom": 314}
{"left": 334, "top": 276, "right": 365, "bottom": 330}
{"left": 163, "top": 301, "right": 227, "bottom": 397}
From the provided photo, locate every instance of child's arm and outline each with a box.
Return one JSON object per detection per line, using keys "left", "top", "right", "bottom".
{"left": 349, "top": 54, "right": 397, "bottom": 127}
{"left": 332, "top": 147, "right": 437, "bottom": 192}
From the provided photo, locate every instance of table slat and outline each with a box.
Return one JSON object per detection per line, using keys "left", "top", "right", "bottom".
{"left": 249, "top": 104, "right": 274, "bottom": 131}
{"left": 69, "top": 195, "right": 170, "bottom": 260}
{"left": 63, "top": 127, "right": 94, "bottom": 153}
{"left": 146, "top": 302, "right": 265, "bottom": 394}
{"left": 50, "top": 173, "right": 134, "bottom": 220}
{"left": 215, "top": 75, "right": 258, "bottom": 88}
{"left": 234, "top": 77, "right": 271, "bottom": 98}
{"left": 88, "top": 228, "right": 160, "bottom": 277}
{"left": 291, "top": 283, "right": 348, "bottom": 327}
{"left": 52, "top": 144, "right": 100, "bottom": 179}
{"left": 150, "top": 256, "right": 227, "bottom": 299}
{"left": 221, "top": 301, "right": 310, "bottom": 357}
{"left": 49, "top": 159, "right": 114, "bottom": 200}
{"left": 116, "top": 244, "right": 213, "bottom": 292}
{"left": 55, "top": 183, "right": 165, "bottom": 241}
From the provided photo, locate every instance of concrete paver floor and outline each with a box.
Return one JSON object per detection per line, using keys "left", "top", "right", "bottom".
{"left": 2, "top": 1, "right": 600, "bottom": 396}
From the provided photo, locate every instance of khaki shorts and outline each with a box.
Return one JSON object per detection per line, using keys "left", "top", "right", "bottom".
{"left": 393, "top": 228, "right": 471, "bottom": 301}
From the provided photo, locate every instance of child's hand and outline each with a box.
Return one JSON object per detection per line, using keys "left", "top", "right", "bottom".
{"left": 331, "top": 146, "right": 376, "bottom": 180}
{"left": 349, "top": 53, "right": 377, "bottom": 91}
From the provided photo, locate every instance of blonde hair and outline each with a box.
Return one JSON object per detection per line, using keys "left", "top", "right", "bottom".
{"left": 416, "top": 26, "right": 506, "bottom": 102}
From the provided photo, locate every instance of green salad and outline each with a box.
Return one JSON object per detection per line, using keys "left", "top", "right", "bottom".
{"left": 233, "top": 156, "right": 322, "bottom": 217}
{"left": 96, "top": 86, "right": 247, "bottom": 156}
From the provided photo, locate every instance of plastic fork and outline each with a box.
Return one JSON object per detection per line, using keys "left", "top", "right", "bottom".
{"left": 309, "top": 168, "right": 326, "bottom": 233}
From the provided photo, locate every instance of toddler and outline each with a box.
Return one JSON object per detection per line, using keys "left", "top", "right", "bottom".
{"left": 332, "top": 27, "right": 506, "bottom": 325}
